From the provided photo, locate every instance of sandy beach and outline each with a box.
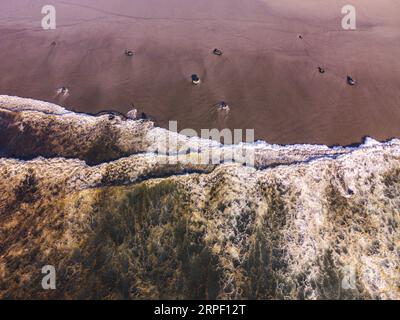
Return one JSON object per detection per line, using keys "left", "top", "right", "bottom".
{"left": 1, "top": 0, "right": 400, "bottom": 145}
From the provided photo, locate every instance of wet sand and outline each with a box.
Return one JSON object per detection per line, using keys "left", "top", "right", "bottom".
{"left": 1, "top": 0, "right": 400, "bottom": 145}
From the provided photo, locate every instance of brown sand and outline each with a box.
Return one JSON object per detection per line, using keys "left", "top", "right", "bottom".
{"left": 0, "top": 0, "right": 400, "bottom": 145}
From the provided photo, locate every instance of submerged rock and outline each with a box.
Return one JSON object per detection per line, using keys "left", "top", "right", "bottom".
{"left": 126, "top": 109, "right": 138, "bottom": 120}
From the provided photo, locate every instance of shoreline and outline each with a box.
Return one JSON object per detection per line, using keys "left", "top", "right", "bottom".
{"left": 0, "top": 95, "right": 400, "bottom": 160}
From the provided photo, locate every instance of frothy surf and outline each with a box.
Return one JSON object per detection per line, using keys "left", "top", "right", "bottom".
{"left": 1, "top": 95, "right": 399, "bottom": 169}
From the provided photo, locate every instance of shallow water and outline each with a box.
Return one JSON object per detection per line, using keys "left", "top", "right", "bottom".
{"left": 1, "top": 0, "right": 400, "bottom": 145}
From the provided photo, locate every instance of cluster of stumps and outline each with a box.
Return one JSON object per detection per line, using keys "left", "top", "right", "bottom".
{"left": 298, "top": 34, "right": 357, "bottom": 86}
{"left": 53, "top": 35, "right": 357, "bottom": 114}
